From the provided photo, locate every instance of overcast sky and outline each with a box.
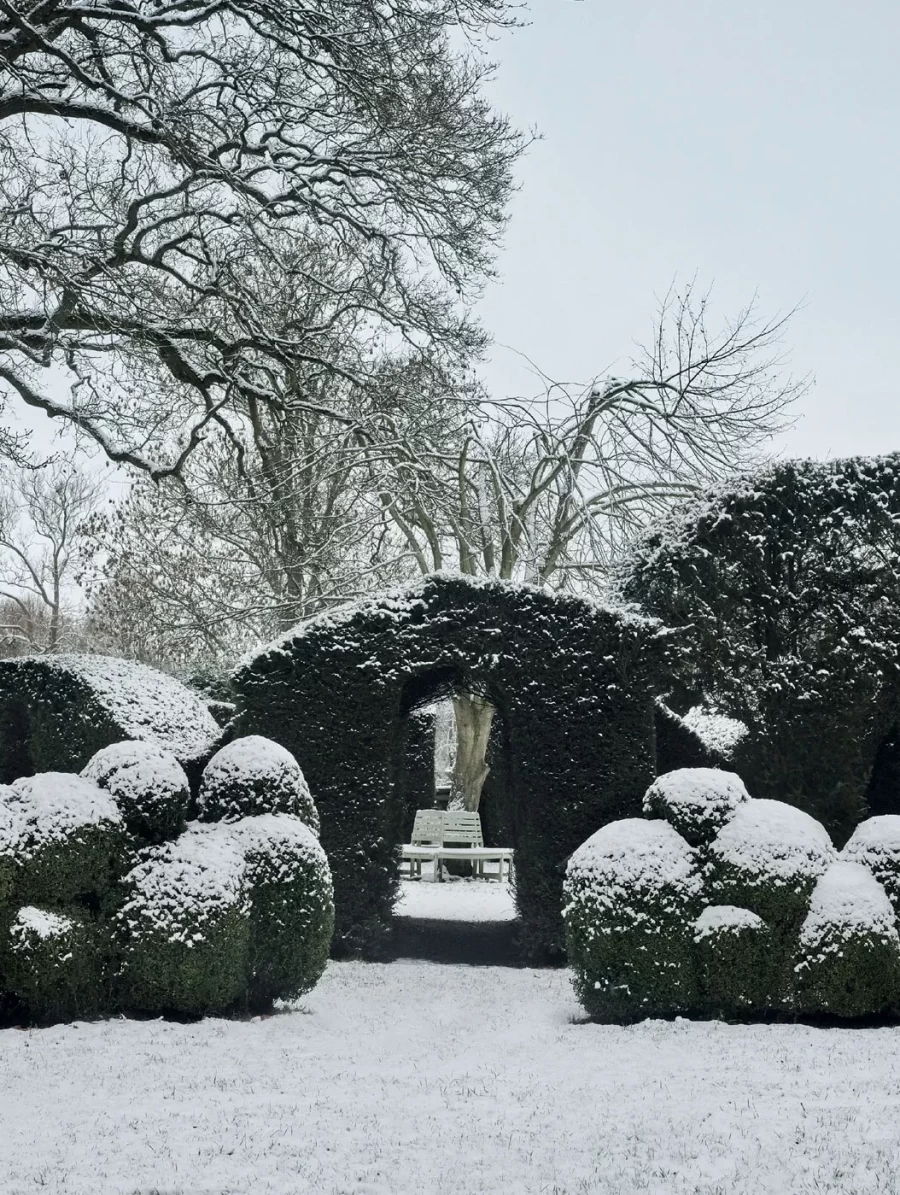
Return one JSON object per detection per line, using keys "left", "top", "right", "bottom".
{"left": 475, "top": 0, "right": 900, "bottom": 461}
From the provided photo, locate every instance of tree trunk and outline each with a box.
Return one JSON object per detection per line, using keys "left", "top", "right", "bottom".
{"left": 449, "top": 693, "right": 494, "bottom": 812}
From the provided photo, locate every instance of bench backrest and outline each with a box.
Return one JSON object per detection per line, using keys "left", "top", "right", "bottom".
{"left": 441, "top": 811, "right": 484, "bottom": 847}
{"left": 410, "top": 809, "right": 445, "bottom": 844}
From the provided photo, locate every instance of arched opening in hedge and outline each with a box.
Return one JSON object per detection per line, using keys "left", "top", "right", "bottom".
{"left": 232, "top": 574, "right": 665, "bottom": 960}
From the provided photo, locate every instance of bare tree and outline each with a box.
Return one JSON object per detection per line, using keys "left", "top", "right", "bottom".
{"left": 0, "top": 0, "right": 522, "bottom": 475}
{"left": 373, "top": 286, "right": 806, "bottom": 808}
{"left": 0, "top": 457, "right": 101, "bottom": 653}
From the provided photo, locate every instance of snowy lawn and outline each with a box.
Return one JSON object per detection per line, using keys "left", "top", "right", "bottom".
{"left": 3, "top": 961, "right": 900, "bottom": 1194}
{"left": 395, "top": 871, "right": 517, "bottom": 921}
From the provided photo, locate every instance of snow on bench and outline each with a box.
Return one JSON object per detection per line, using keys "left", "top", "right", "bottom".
{"left": 402, "top": 810, "right": 513, "bottom": 882}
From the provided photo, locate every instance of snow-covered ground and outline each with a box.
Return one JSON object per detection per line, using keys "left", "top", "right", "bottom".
{"left": 3, "top": 960, "right": 900, "bottom": 1194}
{"left": 395, "top": 872, "right": 517, "bottom": 921}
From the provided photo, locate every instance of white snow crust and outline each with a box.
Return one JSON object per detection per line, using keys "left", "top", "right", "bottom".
{"left": 396, "top": 874, "right": 516, "bottom": 922}
{"left": 10, "top": 905, "right": 73, "bottom": 941}
{"left": 566, "top": 818, "right": 700, "bottom": 907}
{"left": 6, "top": 773, "right": 122, "bottom": 854}
{"left": 693, "top": 904, "right": 765, "bottom": 942}
{"left": 800, "top": 861, "right": 899, "bottom": 948}
{"left": 82, "top": 741, "right": 189, "bottom": 812}
{"left": 682, "top": 706, "right": 749, "bottom": 760}
{"left": 643, "top": 767, "right": 749, "bottom": 838}
{"left": 227, "top": 812, "right": 328, "bottom": 880}
{"left": 38, "top": 653, "right": 221, "bottom": 762}
{"left": 709, "top": 799, "right": 835, "bottom": 883}
{"left": 842, "top": 816, "right": 900, "bottom": 898}
{"left": 5, "top": 960, "right": 900, "bottom": 1193}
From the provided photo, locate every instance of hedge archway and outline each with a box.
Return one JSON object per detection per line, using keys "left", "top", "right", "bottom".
{"left": 232, "top": 574, "right": 665, "bottom": 959}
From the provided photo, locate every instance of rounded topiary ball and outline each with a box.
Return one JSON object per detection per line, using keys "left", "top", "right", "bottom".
{"left": 643, "top": 768, "right": 750, "bottom": 846}
{"left": 707, "top": 799, "right": 835, "bottom": 931}
{"left": 0, "top": 904, "right": 106, "bottom": 1023}
{"left": 82, "top": 741, "right": 190, "bottom": 844}
{"left": 227, "top": 813, "right": 334, "bottom": 1008}
{"left": 841, "top": 816, "right": 900, "bottom": 917}
{"left": 0, "top": 789, "right": 20, "bottom": 906}
{"left": 7, "top": 773, "right": 126, "bottom": 906}
{"left": 116, "top": 824, "right": 250, "bottom": 1017}
{"left": 564, "top": 818, "right": 702, "bottom": 1021}
{"left": 793, "top": 861, "right": 900, "bottom": 1018}
{"left": 197, "top": 736, "right": 319, "bottom": 834}
{"left": 693, "top": 904, "right": 774, "bottom": 1015}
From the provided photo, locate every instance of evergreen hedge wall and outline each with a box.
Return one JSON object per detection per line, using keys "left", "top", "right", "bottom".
{"left": 232, "top": 573, "right": 666, "bottom": 960}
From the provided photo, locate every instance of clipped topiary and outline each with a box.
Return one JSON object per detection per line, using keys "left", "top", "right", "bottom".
{"left": 693, "top": 905, "right": 774, "bottom": 1015}
{"left": 82, "top": 741, "right": 190, "bottom": 844}
{"left": 198, "top": 736, "right": 319, "bottom": 835}
{"left": 793, "top": 861, "right": 900, "bottom": 1017}
{"left": 5, "top": 773, "right": 126, "bottom": 906}
{"left": 228, "top": 814, "right": 334, "bottom": 1008}
{"left": 643, "top": 768, "right": 750, "bottom": 846}
{"left": 707, "top": 799, "right": 835, "bottom": 931}
{"left": 0, "top": 789, "right": 19, "bottom": 907}
{"left": 0, "top": 905, "right": 106, "bottom": 1022}
{"left": 564, "top": 818, "right": 702, "bottom": 1021}
{"left": 841, "top": 816, "right": 900, "bottom": 916}
{"left": 116, "top": 824, "right": 250, "bottom": 1016}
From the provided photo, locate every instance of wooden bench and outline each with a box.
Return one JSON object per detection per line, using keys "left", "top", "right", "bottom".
{"left": 401, "top": 810, "right": 513, "bottom": 882}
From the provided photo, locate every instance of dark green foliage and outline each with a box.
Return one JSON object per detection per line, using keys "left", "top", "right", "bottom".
{"left": 792, "top": 862, "right": 900, "bottom": 1017}
{"left": 198, "top": 736, "right": 320, "bottom": 835}
{"left": 399, "top": 709, "right": 437, "bottom": 842}
{"left": 693, "top": 906, "right": 775, "bottom": 1015}
{"left": 564, "top": 819, "right": 702, "bottom": 1021}
{"left": 82, "top": 742, "right": 190, "bottom": 844}
{"left": 116, "top": 828, "right": 250, "bottom": 1017}
{"left": 231, "top": 815, "right": 334, "bottom": 1008}
{"left": 653, "top": 701, "right": 723, "bottom": 773}
{"left": 841, "top": 815, "right": 900, "bottom": 915}
{"left": 643, "top": 768, "right": 749, "bottom": 846}
{"left": 621, "top": 455, "right": 900, "bottom": 843}
{"left": 7, "top": 773, "right": 127, "bottom": 908}
{"left": 0, "top": 654, "right": 222, "bottom": 786}
{"left": 233, "top": 574, "right": 665, "bottom": 959}
{"left": 0, "top": 906, "right": 107, "bottom": 1023}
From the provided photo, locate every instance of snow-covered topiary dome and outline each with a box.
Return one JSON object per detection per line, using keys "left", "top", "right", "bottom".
{"left": 841, "top": 815, "right": 900, "bottom": 914}
{"left": 643, "top": 767, "right": 750, "bottom": 845}
{"left": 197, "top": 736, "right": 319, "bottom": 834}
{"left": 82, "top": 740, "right": 190, "bottom": 843}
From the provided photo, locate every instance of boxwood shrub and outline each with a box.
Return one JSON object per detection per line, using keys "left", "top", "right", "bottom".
{"left": 643, "top": 768, "right": 750, "bottom": 846}
{"left": 82, "top": 741, "right": 190, "bottom": 844}
{"left": 693, "top": 905, "right": 774, "bottom": 1016}
{"left": 793, "top": 861, "right": 900, "bottom": 1018}
{"left": 115, "top": 824, "right": 250, "bottom": 1017}
{"left": 228, "top": 814, "right": 334, "bottom": 1008}
{"left": 841, "top": 815, "right": 900, "bottom": 917}
{"left": 233, "top": 574, "right": 666, "bottom": 959}
{"left": 564, "top": 818, "right": 702, "bottom": 1021}
{"left": 198, "top": 736, "right": 319, "bottom": 835}
{"left": 6, "top": 773, "right": 126, "bottom": 907}
{"left": 0, "top": 905, "right": 107, "bottom": 1023}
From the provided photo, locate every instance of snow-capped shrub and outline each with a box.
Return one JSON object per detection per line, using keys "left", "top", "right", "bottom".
{"left": 0, "top": 789, "right": 20, "bottom": 906}
{"left": 0, "top": 654, "right": 223, "bottom": 787}
{"left": 643, "top": 768, "right": 750, "bottom": 846}
{"left": 227, "top": 814, "right": 334, "bottom": 1007}
{"left": 707, "top": 800, "right": 835, "bottom": 929}
{"left": 5, "top": 773, "right": 126, "bottom": 906}
{"left": 116, "top": 825, "right": 250, "bottom": 1016}
{"left": 198, "top": 736, "right": 319, "bottom": 835}
{"left": 564, "top": 819, "right": 702, "bottom": 1020}
{"left": 0, "top": 905, "right": 105, "bottom": 1022}
{"left": 793, "top": 861, "right": 900, "bottom": 1018}
{"left": 693, "top": 905, "right": 774, "bottom": 1015}
{"left": 82, "top": 741, "right": 190, "bottom": 844}
{"left": 841, "top": 816, "right": 900, "bottom": 916}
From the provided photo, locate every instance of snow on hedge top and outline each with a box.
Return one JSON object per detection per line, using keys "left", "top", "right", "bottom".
{"left": 7, "top": 773, "right": 122, "bottom": 851}
{"left": 198, "top": 736, "right": 319, "bottom": 834}
{"left": 643, "top": 768, "right": 750, "bottom": 845}
{"left": 32, "top": 653, "right": 220, "bottom": 762}
{"left": 693, "top": 904, "right": 765, "bottom": 942}
{"left": 566, "top": 818, "right": 701, "bottom": 909}
{"left": 82, "top": 741, "right": 186, "bottom": 792}
{"left": 709, "top": 799, "right": 835, "bottom": 885}
{"left": 227, "top": 812, "right": 325, "bottom": 867}
{"left": 681, "top": 707, "right": 748, "bottom": 761}
{"left": 799, "top": 861, "right": 898, "bottom": 946}
{"left": 841, "top": 816, "right": 900, "bottom": 896}
{"left": 120, "top": 822, "right": 248, "bottom": 941}
{"left": 10, "top": 905, "right": 74, "bottom": 942}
